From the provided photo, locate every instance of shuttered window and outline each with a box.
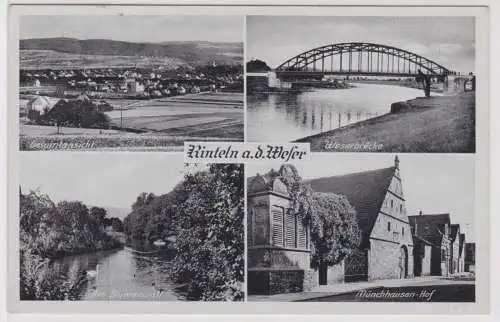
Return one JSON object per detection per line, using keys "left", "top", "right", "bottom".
{"left": 285, "top": 209, "right": 297, "bottom": 248}
{"left": 297, "top": 214, "right": 307, "bottom": 249}
{"left": 253, "top": 207, "right": 268, "bottom": 245}
{"left": 271, "top": 207, "right": 284, "bottom": 246}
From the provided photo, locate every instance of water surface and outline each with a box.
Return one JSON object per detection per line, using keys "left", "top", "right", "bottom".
{"left": 247, "top": 83, "right": 426, "bottom": 141}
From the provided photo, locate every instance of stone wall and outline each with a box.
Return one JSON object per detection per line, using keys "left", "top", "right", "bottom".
{"left": 248, "top": 269, "right": 304, "bottom": 295}
{"left": 327, "top": 261, "right": 345, "bottom": 284}
{"left": 303, "top": 269, "right": 318, "bottom": 291}
{"left": 369, "top": 239, "right": 414, "bottom": 280}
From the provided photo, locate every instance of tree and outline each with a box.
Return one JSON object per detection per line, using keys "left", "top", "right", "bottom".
{"left": 123, "top": 165, "right": 245, "bottom": 300}
{"left": 273, "top": 164, "right": 361, "bottom": 269}
{"left": 19, "top": 190, "right": 121, "bottom": 300}
{"left": 309, "top": 192, "right": 361, "bottom": 269}
{"left": 110, "top": 217, "right": 124, "bottom": 232}
{"left": 170, "top": 164, "right": 244, "bottom": 300}
{"left": 89, "top": 206, "right": 107, "bottom": 226}
{"left": 45, "top": 100, "right": 70, "bottom": 134}
{"left": 246, "top": 59, "right": 271, "bottom": 73}
{"left": 42, "top": 99, "right": 111, "bottom": 131}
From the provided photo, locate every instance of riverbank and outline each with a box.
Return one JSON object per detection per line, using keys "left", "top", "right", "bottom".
{"left": 351, "top": 79, "right": 443, "bottom": 93}
{"left": 296, "top": 92, "right": 475, "bottom": 153}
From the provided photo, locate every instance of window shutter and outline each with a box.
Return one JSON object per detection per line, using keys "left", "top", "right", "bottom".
{"left": 271, "top": 207, "right": 284, "bottom": 246}
{"left": 285, "top": 209, "right": 296, "bottom": 248}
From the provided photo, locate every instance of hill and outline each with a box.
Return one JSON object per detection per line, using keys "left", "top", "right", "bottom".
{"left": 20, "top": 37, "right": 243, "bottom": 69}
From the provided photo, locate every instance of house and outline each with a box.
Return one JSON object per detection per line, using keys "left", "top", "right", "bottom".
{"left": 247, "top": 167, "right": 312, "bottom": 295}
{"left": 308, "top": 156, "right": 414, "bottom": 282}
{"left": 409, "top": 220, "right": 434, "bottom": 277}
{"left": 449, "top": 224, "right": 461, "bottom": 274}
{"left": 458, "top": 233, "right": 466, "bottom": 273}
{"left": 464, "top": 242, "right": 475, "bottom": 273}
{"left": 27, "top": 96, "right": 61, "bottom": 115}
{"left": 408, "top": 213, "right": 452, "bottom": 276}
{"left": 247, "top": 156, "right": 414, "bottom": 295}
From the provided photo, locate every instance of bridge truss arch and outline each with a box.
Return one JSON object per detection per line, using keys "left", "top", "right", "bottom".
{"left": 275, "top": 42, "right": 453, "bottom": 77}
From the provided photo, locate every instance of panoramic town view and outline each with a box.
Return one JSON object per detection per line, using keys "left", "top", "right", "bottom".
{"left": 247, "top": 155, "right": 475, "bottom": 302}
{"left": 19, "top": 154, "right": 244, "bottom": 301}
{"left": 246, "top": 16, "right": 476, "bottom": 152}
{"left": 19, "top": 15, "right": 244, "bottom": 151}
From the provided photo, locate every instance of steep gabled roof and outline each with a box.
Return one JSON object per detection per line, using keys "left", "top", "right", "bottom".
{"left": 306, "top": 166, "right": 396, "bottom": 243}
{"left": 408, "top": 213, "right": 450, "bottom": 246}
{"left": 247, "top": 170, "right": 289, "bottom": 197}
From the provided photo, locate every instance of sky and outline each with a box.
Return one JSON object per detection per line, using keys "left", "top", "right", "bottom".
{"left": 20, "top": 153, "right": 187, "bottom": 210}
{"left": 247, "top": 16, "right": 475, "bottom": 73}
{"left": 20, "top": 15, "right": 243, "bottom": 43}
{"left": 248, "top": 154, "right": 476, "bottom": 242}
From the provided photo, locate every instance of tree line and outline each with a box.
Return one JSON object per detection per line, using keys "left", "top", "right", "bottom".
{"left": 28, "top": 98, "right": 112, "bottom": 133}
{"left": 19, "top": 190, "right": 123, "bottom": 300}
{"left": 123, "top": 164, "right": 244, "bottom": 301}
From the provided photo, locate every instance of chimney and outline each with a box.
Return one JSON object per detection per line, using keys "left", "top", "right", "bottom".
{"left": 394, "top": 155, "right": 400, "bottom": 169}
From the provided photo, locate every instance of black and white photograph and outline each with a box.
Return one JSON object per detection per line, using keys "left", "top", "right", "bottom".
{"left": 19, "top": 153, "right": 244, "bottom": 301}
{"left": 18, "top": 15, "right": 244, "bottom": 151}
{"left": 246, "top": 155, "right": 475, "bottom": 302}
{"left": 246, "top": 16, "right": 476, "bottom": 153}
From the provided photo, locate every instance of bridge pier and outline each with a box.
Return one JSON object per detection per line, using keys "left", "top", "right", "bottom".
{"left": 268, "top": 71, "right": 292, "bottom": 89}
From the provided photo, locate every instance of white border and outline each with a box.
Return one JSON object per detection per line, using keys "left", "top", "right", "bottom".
{"left": 4, "top": 1, "right": 492, "bottom": 317}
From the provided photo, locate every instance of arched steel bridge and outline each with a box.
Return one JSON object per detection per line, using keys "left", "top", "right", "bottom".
{"left": 275, "top": 42, "right": 454, "bottom": 78}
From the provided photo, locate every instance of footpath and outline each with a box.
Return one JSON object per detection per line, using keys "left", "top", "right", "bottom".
{"left": 248, "top": 275, "right": 474, "bottom": 302}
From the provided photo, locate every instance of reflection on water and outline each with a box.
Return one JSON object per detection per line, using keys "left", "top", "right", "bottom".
{"left": 247, "top": 83, "right": 426, "bottom": 142}
{"left": 54, "top": 248, "right": 183, "bottom": 301}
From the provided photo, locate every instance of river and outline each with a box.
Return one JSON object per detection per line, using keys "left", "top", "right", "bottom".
{"left": 247, "top": 83, "right": 426, "bottom": 142}
{"left": 54, "top": 248, "right": 184, "bottom": 301}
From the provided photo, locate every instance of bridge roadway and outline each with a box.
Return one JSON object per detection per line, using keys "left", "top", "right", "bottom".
{"left": 275, "top": 70, "right": 436, "bottom": 78}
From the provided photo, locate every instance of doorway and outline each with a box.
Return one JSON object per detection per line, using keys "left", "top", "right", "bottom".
{"left": 319, "top": 262, "right": 328, "bottom": 285}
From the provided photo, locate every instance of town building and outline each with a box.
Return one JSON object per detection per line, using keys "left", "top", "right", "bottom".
{"left": 450, "top": 224, "right": 461, "bottom": 274}
{"left": 464, "top": 242, "right": 476, "bottom": 273}
{"left": 408, "top": 213, "right": 452, "bottom": 276}
{"left": 459, "top": 233, "right": 466, "bottom": 273}
{"left": 27, "top": 95, "right": 61, "bottom": 115}
{"left": 308, "top": 156, "right": 414, "bottom": 282}
{"left": 247, "top": 166, "right": 312, "bottom": 295}
{"left": 247, "top": 157, "right": 415, "bottom": 295}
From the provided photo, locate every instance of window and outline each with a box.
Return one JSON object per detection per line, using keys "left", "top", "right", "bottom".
{"left": 271, "top": 207, "right": 284, "bottom": 246}
{"left": 253, "top": 207, "right": 268, "bottom": 246}
{"left": 285, "top": 209, "right": 297, "bottom": 248}
{"left": 387, "top": 221, "right": 391, "bottom": 231}
{"left": 391, "top": 200, "right": 394, "bottom": 208}
{"left": 402, "top": 227, "right": 405, "bottom": 236}
{"left": 400, "top": 204, "right": 403, "bottom": 213}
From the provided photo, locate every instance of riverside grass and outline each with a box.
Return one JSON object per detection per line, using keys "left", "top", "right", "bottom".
{"left": 297, "top": 92, "right": 475, "bottom": 153}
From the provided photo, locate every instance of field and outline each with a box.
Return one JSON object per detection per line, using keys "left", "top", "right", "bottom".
{"left": 19, "top": 92, "right": 243, "bottom": 150}
{"left": 105, "top": 92, "right": 244, "bottom": 138}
